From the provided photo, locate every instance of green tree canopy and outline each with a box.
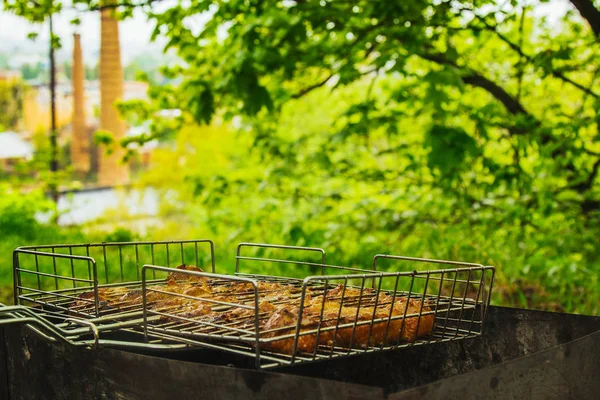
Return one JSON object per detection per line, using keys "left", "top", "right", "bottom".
{"left": 4, "top": 0, "right": 600, "bottom": 312}
{"left": 144, "top": 0, "right": 599, "bottom": 312}
{"left": 124, "top": 0, "right": 600, "bottom": 224}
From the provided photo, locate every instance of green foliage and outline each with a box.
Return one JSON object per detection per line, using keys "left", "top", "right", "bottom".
{"left": 123, "top": 52, "right": 176, "bottom": 83}
{"left": 94, "top": 129, "right": 115, "bottom": 146}
{"left": 63, "top": 61, "right": 72, "bottom": 80}
{"left": 0, "top": 53, "right": 9, "bottom": 69}
{"left": 2, "top": 0, "right": 600, "bottom": 315}
{"left": 85, "top": 63, "right": 99, "bottom": 81}
{"left": 141, "top": 83, "right": 599, "bottom": 313}
{"left": 0, "top": 80, "right": 25, "bottom": 130}
{"left": 0, "top": 185, "right": 53, "bottom": 240}
{"left": 3, "top": 0, "right": 61, "bottom": 23}
{"left": 103, "top": 227, "right": 137, "bottom": 243}
{"left": 425, "top": 125, "right": 481, "bottom": 177}
{"left": 0, "top": 185, "right": 58, "bottom": 301}
{"left": 20, "top": 62, "right": 44, "bottom": 80}
{"left": 131, "top": 0, "right": 600, "bottom": 316}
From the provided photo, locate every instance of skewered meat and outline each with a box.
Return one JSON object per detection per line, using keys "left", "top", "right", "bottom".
{"left": 71, "top": 264, "right": 434, "bottom": 355}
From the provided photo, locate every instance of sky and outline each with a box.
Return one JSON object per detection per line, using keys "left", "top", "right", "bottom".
{"left": 0, "top": 6, "right": 168, "bottom": 65}
{"left": 0, "top": 0, "right": 574, "bottom": 67}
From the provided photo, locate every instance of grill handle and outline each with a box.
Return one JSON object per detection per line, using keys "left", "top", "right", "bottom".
{"left": 0, "top": 303, "right": 99, "bottom": 349}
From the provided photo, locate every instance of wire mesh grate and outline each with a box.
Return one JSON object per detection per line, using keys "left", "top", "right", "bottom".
{"left": 8, "top": 240, "right": 494, "bottom": 369}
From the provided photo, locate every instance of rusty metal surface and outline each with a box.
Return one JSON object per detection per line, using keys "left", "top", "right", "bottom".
{"left": 1, "top": 325, "right": 384, "bottom": 400}
{"left": 0, "top": 329, "right": 10, "bottom": 400}
{"left": 274, "top": 306, "right": 600, "bottom": 394}
{"left": 1, "top": 306, "right": 599, "bottom": 400}
{"left": 392, "top": 328, "right": 600, "bottom": 400}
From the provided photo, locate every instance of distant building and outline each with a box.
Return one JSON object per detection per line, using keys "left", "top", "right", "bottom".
{"left": 22, "top": 83, "right": 74, "bottom": 135}
{"left": 0, "top": 131, "right": 33, "bottom": 171}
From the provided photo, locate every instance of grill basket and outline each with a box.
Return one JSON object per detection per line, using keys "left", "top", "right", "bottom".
{"left": 2, "top": 240, "right": 495, "bottom": 369}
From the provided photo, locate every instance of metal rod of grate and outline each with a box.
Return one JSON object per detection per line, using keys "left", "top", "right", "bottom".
{"left": 6, "top": 240, "right": 495, "bottom": 369}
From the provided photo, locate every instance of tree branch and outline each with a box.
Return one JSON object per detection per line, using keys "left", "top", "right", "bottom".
{"left": 291, "top": 73, "right": 333, "bottom": 99}
{"left": 571, "top": 158, "right": 600, "bottom": 189}
{"left": 570, "top": 0, "right": 600, "bottom": 37}
{"left": 586, "top": 158, "right": 600, "bottom": 188}
{"left": 461, "top": 74, "right": 529, "bottom": 116}
{"left": 419, "top": 52, "right": 532, "bottom": 118}
{"left": 290, "top": 67, "right": 377, "bottom": 100}
{"left": 475, "top": 17, "right": 599, "bottom": 99}
{"left": 71, "top": 0, "right": 163, "bottom": 12}
{"left": 517, "top": 6, "right": 526, "bottom": 100}
{"left": 584, "top": 147, "right": 600, "bottom": 156}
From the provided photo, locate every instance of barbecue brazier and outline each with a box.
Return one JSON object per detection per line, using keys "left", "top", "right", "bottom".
{"left": 0, "top": 240, "right": 598, "bottom": 399}
{"left": 1, "top": 240, "right": 494, "bottom": 369}
{"left": 1, "top": 306, "right": 598, "bottom": 399}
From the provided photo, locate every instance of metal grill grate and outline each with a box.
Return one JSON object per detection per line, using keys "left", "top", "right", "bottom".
{"left": 4, "top": 240, "right": 494, "bottom": 369}
{"left": 140, "top": 243, "right": 494, "bottom": 368}
{"left": 13, "top": 240, "right": 214, "bottom": 318}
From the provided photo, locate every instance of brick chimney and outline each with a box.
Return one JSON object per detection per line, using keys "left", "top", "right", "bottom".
{"left": 71, "top": 33, "right": 90, "bottom": 174}
{"left": 97, "top": 7, "right": 129, "bottom": 186}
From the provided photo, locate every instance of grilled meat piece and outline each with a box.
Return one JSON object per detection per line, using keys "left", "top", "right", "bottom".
{"left": 71, "top": 265, "right": 434, "bottom": 355}
{"left": 260, "top": 289, "right": 434, "bottom": 354}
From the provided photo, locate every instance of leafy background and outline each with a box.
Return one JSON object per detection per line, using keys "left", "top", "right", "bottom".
{"left": 1, "top": 0, "right": 599, "bottom": 315}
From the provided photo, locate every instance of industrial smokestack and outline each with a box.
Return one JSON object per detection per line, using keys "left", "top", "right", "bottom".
{"left": 71, "top": 32, "right": 90, "bottom": 174}
{"left": 98, "top": 6, "right": 129, "bottom": 186}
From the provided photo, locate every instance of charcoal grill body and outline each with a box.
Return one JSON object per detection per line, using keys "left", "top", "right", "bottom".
{"left": 1, "top": 306, "right": 599, "bottom": 400}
